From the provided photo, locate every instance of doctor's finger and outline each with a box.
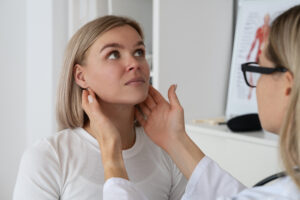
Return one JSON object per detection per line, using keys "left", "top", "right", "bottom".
{"left": 149, "top": 86, "right": 166, "bottom": 104}
{"left": 135, "top": 108, "right": 146, "bottom": 127}
{"left": 144, "top": 94, "right": 157, "bottom": 110}
{"left": 139, "top": 103, "right": 151, "bottom": 117}
{"left": 168, "top": 84, "right": 182, "bottom": 108}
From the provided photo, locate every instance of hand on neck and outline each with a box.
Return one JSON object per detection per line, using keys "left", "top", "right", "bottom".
{"left": 84, "top": 102, "right": 137, "bottom": 150}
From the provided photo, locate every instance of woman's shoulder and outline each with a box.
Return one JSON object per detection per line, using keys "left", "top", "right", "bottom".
{"left": 13, "top": 129, "right": 82, "bottom": 198}
{"left": 49, "top": 127, "right": 85, "bottom": 148}
{"left": 22, "top": 128, "right": 83, "bottom": 163}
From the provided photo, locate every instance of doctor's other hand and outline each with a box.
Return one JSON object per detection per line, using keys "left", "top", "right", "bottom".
{"left": 135, "top": 85, "right": 205, "bottom": 179}
{"left": 135, "top": 85, "right": 187, "bottom": 152}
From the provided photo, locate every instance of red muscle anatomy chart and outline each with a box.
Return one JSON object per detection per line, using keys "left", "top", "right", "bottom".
{"left": 226, "top": 0, "right": 300, "bottom": 119}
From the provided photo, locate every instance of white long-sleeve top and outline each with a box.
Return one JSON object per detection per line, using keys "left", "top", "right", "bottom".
{"left": 13, "top": 127, "right": 187, "bottom": 200}
{"left": 103, "top": 156, "right": 300, "bottom": 200}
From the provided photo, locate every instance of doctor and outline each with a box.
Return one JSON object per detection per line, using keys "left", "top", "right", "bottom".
{"left": 84, "top": 5, "right": 300, "bottom": 200}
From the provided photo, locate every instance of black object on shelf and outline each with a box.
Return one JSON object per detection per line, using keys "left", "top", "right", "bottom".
{"left": 223, "top": 113, "right": 262, "bottom": 132}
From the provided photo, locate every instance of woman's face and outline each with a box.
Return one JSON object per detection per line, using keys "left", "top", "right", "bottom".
{"left": 77, "top": 25, "right": 150, "bottom": 105}
{"left": 256, "top": 44, "right": 291, "bottom": 134}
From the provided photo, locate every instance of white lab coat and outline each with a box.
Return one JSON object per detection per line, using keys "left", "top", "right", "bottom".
{"left": 103, "top": 156, "right": 300, "bottom": 200}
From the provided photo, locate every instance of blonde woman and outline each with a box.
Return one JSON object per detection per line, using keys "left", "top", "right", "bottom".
{"left": 13, "top": 16, "right": 186, "bottom": 200}
{"left": 104, "top": 5, "right": 300, "bottom": 200}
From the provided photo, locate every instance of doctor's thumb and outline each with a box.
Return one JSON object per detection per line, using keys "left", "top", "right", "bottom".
{"left": 168, "top": 84, "right": 181, "bottom": 107}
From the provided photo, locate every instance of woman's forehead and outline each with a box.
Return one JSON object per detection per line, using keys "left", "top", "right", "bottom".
{"left": 95, "top": 25, "right": 143, "bottom": 46}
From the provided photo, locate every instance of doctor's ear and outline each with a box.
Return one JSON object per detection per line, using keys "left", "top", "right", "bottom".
{"left": 284, "top": 71, "right": 294, "bottom": 96}
{"left": 74, "top": 64, "right": 88, "bottom": 89}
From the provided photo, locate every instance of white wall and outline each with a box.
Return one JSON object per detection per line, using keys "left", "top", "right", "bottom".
{"left": 154, "top": 0, "right": 234, "bottom": 122}
{"left": 26, "top": 0, "right": 68, "bottom": 150}
{"left": 0, "top": 0, "right": 68, "bottom": 199}
{"left": 26, "top": 0, "right": 55, "bottom": 145}
{"left": 52, "top": 0, "right": 69, "bottom": 131}
{"left": 0, "top": 1, "right": 26, "bottom": 199}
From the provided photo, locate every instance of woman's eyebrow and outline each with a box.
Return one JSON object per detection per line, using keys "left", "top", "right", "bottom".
{"left": 100, "top": 43, "right": 124, "bottom": 53}
{"left": 100, "top": 41, "right": 145, "bottom": 53}
{"left": 135, "top": 41, "right": 145, "bottom": 47}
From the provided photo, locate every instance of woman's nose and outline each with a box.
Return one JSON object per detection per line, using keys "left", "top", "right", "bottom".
{"left": 125, "top": 55, "right": 140, "bottom": 71}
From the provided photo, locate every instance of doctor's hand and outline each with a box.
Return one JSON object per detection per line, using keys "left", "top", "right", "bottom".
{"left": 135, "top": 85, "right": 205, "bottom": 179}
{"left": 135, "top": 85, "right": 186, "bottom": 152}
{"left": 82, "top": 88, "right": 128, "bottom": 180}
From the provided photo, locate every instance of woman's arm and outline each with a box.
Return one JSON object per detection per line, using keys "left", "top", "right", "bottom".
{"left": 82, "top": 88, "right": 128, "bottom": 180}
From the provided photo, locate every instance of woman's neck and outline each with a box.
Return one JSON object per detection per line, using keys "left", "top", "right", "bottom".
{"left": 85, "top": 102, "right": 136, "bottom": 150}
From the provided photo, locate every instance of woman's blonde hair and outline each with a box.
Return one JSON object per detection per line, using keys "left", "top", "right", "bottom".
{"left": 266, "top": 5, "right": 300, "bottom": 189}
{"left": 56, "top": 15, "right": 143, "bottom": 131}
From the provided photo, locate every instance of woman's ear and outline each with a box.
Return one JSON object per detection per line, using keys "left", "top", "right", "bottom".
{"left": 74, "top": 64, "right": 88, "bottom": 89}
{"left": 285, "top": 71, "right": 294, "bottom": 96}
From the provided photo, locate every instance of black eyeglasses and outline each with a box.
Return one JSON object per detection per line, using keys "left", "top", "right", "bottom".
{"left": 241, "top": 62, "right": 288, "bottom": 88}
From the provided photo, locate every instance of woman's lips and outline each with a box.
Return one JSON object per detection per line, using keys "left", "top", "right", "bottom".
{"left": 125, "top": 77, "right": 145, "bottom": 85}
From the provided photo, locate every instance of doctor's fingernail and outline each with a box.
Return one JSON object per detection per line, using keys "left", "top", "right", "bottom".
{"left": 174, "top": 84, "right": 177, "bottom": 91}
{"left": 88, "top": 95, "right": 93, "bottom": 103}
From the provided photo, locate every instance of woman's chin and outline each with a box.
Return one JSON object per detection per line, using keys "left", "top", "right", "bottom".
{"left": 130, "top": 94, "right": 148, "bottom": 105}
{"left": 108, "top": 94, "right": 148, "bottom": 106}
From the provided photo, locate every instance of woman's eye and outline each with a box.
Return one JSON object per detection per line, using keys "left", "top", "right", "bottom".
{"left": 134, "top": 49, "right": 145, "bottom": 57}
{"left": 107, "top": 51, "right": 120, "bottom": 60}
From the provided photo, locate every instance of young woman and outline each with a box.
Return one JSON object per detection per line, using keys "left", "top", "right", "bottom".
{"left": 103, "top": 5, "right": 300, "bottom": 199}
{"left": 13, "top": 16, "right": 186, "bottom": 200}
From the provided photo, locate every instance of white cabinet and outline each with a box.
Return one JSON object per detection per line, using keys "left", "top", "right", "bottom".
{"left": 186, "top": 123, "right": 283, "bottom": 187}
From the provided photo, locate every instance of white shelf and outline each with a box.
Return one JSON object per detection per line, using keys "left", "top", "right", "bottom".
{"left": 186, "top": 123, "right": 278, "bottom": 147}
{"left": 185, "top": 123, "right": 281, "bottom": 187}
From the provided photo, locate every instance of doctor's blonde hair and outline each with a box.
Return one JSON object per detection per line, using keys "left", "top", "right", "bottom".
{"left": 56, "top": 15, "right": 143, "bottom": 131}
{"left": 266, "top": 5, "right": 300, "bottom": 189}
